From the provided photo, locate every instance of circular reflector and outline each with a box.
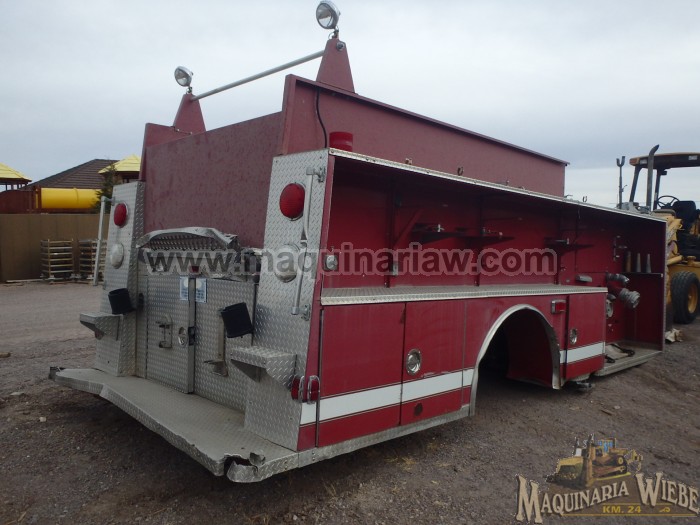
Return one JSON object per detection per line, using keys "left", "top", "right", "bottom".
{"left": 113, "top": 203, "right": 128, "bottom": 227}
{"left": 316, "top": 1, "right": 340, "bottom": 30}
{"left": 110, "top": 243, "right": 125, "bottom": 268}
{"left": 279, "top": 183, "right": 305, "bottom": 220}
{"left": 274, "top": 244, "right": 300, "bottom": 282}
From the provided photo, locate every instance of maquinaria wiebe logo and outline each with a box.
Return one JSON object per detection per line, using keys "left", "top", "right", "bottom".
{"left": 515, "top": 435, "right": 699, "bottom": 523}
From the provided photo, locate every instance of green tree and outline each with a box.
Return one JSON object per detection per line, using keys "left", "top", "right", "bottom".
{"left": 95, "top": 164, "right": 116, "bottom": 212}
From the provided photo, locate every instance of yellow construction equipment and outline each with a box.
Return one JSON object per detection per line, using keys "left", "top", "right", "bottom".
{"left": 623, "top": 147, "right": 700, "bottom": 324}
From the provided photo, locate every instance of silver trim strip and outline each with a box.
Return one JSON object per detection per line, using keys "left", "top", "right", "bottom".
{"left": 328, "top": 149, "right": 667, "bottom": 223}
{"left": 321, "top": 285, "right": 608, "bottom": 306}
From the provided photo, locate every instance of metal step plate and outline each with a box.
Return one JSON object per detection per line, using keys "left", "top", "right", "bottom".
{"left": 594, "top": 347, "right": 661, "bottom": 377}
{"left": 51, "top": 368, "right": 298, "bottom": 481}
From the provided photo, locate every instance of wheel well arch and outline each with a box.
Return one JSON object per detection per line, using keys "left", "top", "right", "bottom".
{"left": 469, "top": 304, "right": 561, "bottom": 416}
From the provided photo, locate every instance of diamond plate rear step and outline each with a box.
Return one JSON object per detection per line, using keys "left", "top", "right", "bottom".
{"left": 593, "top": 346, "right": 661, "bottom": 377}
{"left": 50, "top": 368, "right": 299, "bottom": 482}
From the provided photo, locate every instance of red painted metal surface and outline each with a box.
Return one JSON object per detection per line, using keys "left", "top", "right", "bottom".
{"left": 320, "top": 303, "right": 404, "bottom": 397}
{"left": 297, "top": 423, "right": 316, "bottom": 451}
{"left": 142, "top": 113, "right": 282, "bottom": 246}
{"left": 564, "top": 356, "right": 606, "bottom": 380}
{"left": 321, "top": 155, "right": 664, "bottom": 351}
{"left": 401, "top": 300, "right": 464, "bottom": 423}
{"left": 172, "top": 94, "right": 205, "bottom": 134}
{"left": 281, "top": 78, "right": 566, "bottom": 195}
{"left": 318, "top": 406, "right": 398, "bottom": 448}
{"left": 315, "top": 37, "right": 355, "bottom": 93}
{"left": 566, "top": 293, "right": 606, "bottom": 349}
{"left": 403, "top": 301, "right": 465, "bottom": 379}
{"left": 400, "top": 390, "right": 463, "bottom": 427}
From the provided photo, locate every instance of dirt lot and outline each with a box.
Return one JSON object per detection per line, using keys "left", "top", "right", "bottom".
{"left": 1, "top": 281, "right": 698, "bottom": 525}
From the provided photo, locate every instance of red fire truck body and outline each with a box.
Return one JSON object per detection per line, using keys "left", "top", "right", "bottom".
{"left": 51, "top": 36, "right": 666, "bottom": 482}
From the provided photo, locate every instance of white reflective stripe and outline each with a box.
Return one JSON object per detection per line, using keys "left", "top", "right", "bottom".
{"left": 313, "top": 369, "right": 476, "bottom": 423}
{"left": 300, "top": 402, "right": 317, "bottom": 425}
{"left": 462, "top": 368, "right": 474, "bottom": 388}
{"left": 563, "top": 342, "right": 605, "bottom": 364}
{"left": 319, "top": 384, "right": 402, "bottom": 422}
{"left": 402, "top": 371, "right": 463, "bottom": 402}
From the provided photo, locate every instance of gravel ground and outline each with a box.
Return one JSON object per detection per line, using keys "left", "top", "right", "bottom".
{"left": 1, "top": 282, "right": 698, "bottom": 525}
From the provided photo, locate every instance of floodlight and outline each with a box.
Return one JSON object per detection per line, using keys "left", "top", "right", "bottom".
{"left": 316, "top": 1, "right": 340, "bottom": 30}
{"left": 174, "top": 66, "right": 193, "bottom": 88}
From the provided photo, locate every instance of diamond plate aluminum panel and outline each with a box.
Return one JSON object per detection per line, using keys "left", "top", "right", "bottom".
{"left": 94, "top": 182, "right": 144, "bottom": 376}
{"left": 245, "top": 150, "right": 329, "bottom": 450}
{"left": 53, "top": 368, "right": 298, "bottom": 478}
{"left": 229, "top": 347, "right": 297, "bottom": 385}
{"left": 194, "top": 278, "right": 255, "bottom": 411}
{"left": 145, "top": 274, "right": 192, "bottom": 392}
{"left": 136, "top": 264, "right": 148, "bottom": 377}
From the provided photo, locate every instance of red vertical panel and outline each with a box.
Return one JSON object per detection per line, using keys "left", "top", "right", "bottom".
{"left": 320, "top": 303, "right": 404, "bottom": 396}
{"left": 403, "top": 301, "right": 465, "bottom": 380}
{"left": 564, "top": 292, "right": 607, "bottom": 379}
{"left": 401, "top": 300, "right": 465, "bottom": 425}
{"left": 567, "top": 293, "right": 606, "bottom": 349}
{"left": 318, "top": 303, "right": 404, "bottom": 446}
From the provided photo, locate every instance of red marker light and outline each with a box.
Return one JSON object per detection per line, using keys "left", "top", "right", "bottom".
{"left": 279, "top": 183, "right": 305, "bottom": 220}
{"left": 113, "top": 203, "right": 128, "bottom": 227}
{"left": 291, "top": 375, "right": 304, "bottom": 402}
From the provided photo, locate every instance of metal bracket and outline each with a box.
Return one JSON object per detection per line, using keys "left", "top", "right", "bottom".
{"left": 306, "top": 166, "right": 326, "bottom": 183}
{"left": 136, "top": 227, "right": 240, "bottom": 251}
{"left": 80, "top": 312, "right": 121, "bottom": 340}
{"left": 229, "top": 346, "right": 297, "bottom": 386}
{"left": 205, "top": 324, "right": 229, "bottom": 377}
{"left": 157, "top": 315, "right": 173, "bottom": 349}
{"left": 301, "top": 304, "right": 311, "bottom": 321}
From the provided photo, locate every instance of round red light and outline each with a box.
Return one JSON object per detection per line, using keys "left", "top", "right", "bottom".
{"left": 279, "top": 183, "right": 305, "bottom": 220}
{"left": 113, "top": 203, "right": 128, "bottom": 227}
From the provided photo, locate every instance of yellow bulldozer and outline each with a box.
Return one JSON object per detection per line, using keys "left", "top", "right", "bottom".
{"left": 621, "top": 146, "right": 700, "bottom": 324}
{"left": 548, "top": 436, "right": 642, "bottom": 489}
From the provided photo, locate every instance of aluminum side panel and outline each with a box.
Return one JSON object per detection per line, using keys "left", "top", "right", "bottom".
{"left": 194, "top": 279, "right": 254, "bottom": 411}
{"left": 244, "top": 151, "right": 329, "bottom": 450}
{"left": 144, "top": 274, "right": 192, "bottom": 392}
{"left": 95, "top": 182, "right": 144, "bottom": 376}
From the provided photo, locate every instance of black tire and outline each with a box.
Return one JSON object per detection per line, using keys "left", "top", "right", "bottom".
{"left": 671, "top": 271, "right": 700, "bottom": 324}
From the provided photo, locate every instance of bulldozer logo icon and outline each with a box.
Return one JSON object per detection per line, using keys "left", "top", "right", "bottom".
{"left": 515, "top": 435, "right": 700, "bottom": 523}
{"left": 548, "top": 435, "right": 642, "bottom": 489}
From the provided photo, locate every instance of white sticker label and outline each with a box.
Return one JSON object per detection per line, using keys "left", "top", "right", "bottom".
{"left": 195, "top": 278, "right": 207, "bottom": 303}
{"left": 179, "top": 277, "right": 189, "bottom": 301}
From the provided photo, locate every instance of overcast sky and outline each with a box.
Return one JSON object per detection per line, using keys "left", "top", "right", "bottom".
{"left": 2, "top": 1, "right": 699, "bottom": 207}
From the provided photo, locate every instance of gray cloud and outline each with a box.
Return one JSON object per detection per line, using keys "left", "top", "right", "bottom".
{"left": 2, "top": 1, "right": 698, "bottom": 205}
